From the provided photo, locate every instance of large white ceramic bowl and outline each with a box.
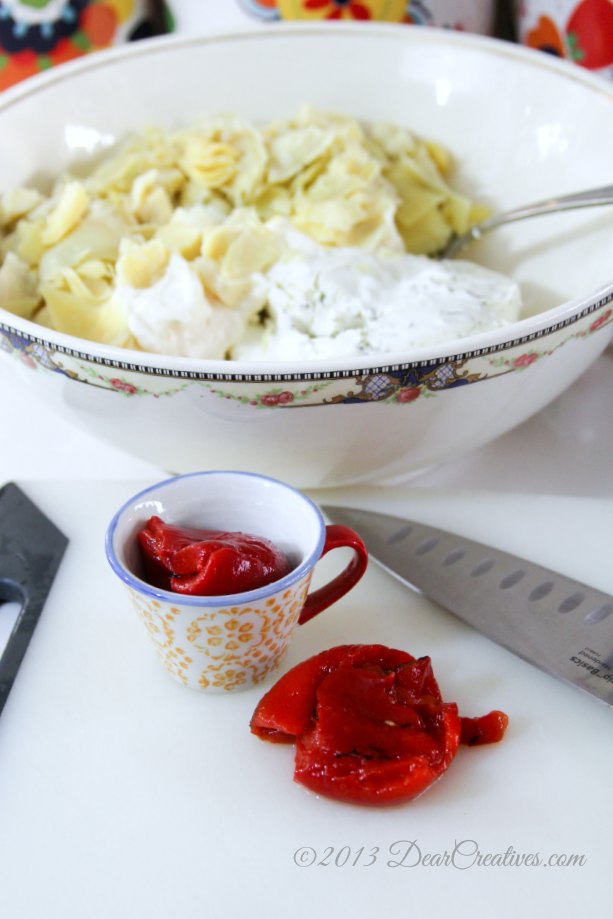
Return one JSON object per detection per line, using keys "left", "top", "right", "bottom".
{"left": 1, "top": 24, "right": 612, "bottom": 488}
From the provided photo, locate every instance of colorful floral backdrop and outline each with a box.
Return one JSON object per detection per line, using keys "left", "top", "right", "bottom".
{"left": 1, "top": 1, "right": 610, "bottom": 93}
{"left": 238, "top": 0, "right": 494, "bottom": 29}
{"left": 0, "top": 0, "right": 172, "bottom": 91}
{"left": 517, "top": 0, "right": 613, "bottom": 76}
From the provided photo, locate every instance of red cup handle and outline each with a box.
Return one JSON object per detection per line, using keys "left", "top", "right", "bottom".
{"left": 298, "top": 524, "right": 368, "bottom": 625}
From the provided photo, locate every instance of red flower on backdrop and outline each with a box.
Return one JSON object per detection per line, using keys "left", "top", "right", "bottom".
{"left": 304, "top": 0, "right": 371, "bottom": 21}
{"left": 274, "top": 0, "right": 407, "bottom": 23}
{"left": 524, "top": 1, "right": 613, "bottom": 72}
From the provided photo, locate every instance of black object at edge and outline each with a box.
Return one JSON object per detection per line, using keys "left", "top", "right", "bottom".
{"left": 0, "top": 483, "right": 68, "bottom": 718}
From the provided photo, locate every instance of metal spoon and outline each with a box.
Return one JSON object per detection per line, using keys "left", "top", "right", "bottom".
{"left": 440, "top": 184, "right": 613, "bottom": 258}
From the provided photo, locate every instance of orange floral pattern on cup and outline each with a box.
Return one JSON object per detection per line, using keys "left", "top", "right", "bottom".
{"left": 128, "top": 576, "right": 311, "bottom": 692}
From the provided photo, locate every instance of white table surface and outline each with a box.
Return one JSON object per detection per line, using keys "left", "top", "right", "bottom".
{"left": 0, "top": 339, "right": 612, "bottom": 919}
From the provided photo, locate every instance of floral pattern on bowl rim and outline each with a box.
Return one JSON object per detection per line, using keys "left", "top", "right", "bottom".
{"left": 1, "top": 292, "right": 611, "bottom": 408}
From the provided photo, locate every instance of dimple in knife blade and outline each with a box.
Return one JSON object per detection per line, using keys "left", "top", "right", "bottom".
{"left": 321, "top": 505, "right": 613, "bottom": 708}
{"left": 0, "top": 483, "right": 68, "bottom": 717}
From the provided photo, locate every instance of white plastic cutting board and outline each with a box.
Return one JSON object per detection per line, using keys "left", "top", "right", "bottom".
{"left": 0, "top": 480, "right": 611, "bottom": 919}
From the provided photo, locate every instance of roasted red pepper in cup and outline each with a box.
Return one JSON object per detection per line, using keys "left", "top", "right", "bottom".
{"left": 251, "top": 644, "right": 508, "bottom": 807}
{"left": 137, "top": 516, "right": 291, "bottom": 596}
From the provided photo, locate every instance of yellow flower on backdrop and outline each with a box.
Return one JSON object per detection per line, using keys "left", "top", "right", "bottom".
{"left": 277, "top": 0, "right": 407, "bottom": 22}
{"left": 105, "top": 0, "right": 136, "bottom": 23}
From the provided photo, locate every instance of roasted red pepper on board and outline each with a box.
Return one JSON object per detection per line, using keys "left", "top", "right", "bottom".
{"left": 460, "top": 710, "right": 509, "bottom": 746}
{"left": 251, "top": 644, "right": 508, "bottom": 807}
{"left": 137, "top": 516, "right": 291, "bottom": 596}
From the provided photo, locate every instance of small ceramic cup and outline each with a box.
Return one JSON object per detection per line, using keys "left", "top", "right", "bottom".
{"left": 105, "top": 471, "right": 368, "bottom": 693}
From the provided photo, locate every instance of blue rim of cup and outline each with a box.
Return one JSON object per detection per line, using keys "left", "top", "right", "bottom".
{"left": 105, "top": 470, "right": 327, "bottom": 607}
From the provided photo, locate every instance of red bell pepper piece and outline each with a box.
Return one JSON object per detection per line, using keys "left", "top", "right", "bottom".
{"left": 251, "top": 644, "right": 508, "bottom": 807}
{"left": 137, "top": 515, "right": 291, "bottom": 596}
{"left": 460, "top": 710, "right": 509, "bottom": 746}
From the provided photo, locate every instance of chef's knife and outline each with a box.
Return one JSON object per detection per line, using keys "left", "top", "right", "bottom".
{"left": 322, "top": 505, "right": 613, "bottom": 707}
{"left": 0, "top": 483, "right": 68, "bottom": 717}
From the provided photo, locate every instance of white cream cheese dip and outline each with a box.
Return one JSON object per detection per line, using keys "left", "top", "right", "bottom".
{"left": 231, "top": 229, "right": 522, "bottom": 361}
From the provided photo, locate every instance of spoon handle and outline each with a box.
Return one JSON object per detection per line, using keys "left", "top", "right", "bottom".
{"left": 443, "top": 184, "right": 613, "bottom": 258}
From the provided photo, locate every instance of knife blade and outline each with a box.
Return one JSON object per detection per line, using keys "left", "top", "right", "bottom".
{"left": 0, "top": 483, "right": 68, "bottom": 717}
{"left": 321, "top": 505, "right": 613, "bottom": 707}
